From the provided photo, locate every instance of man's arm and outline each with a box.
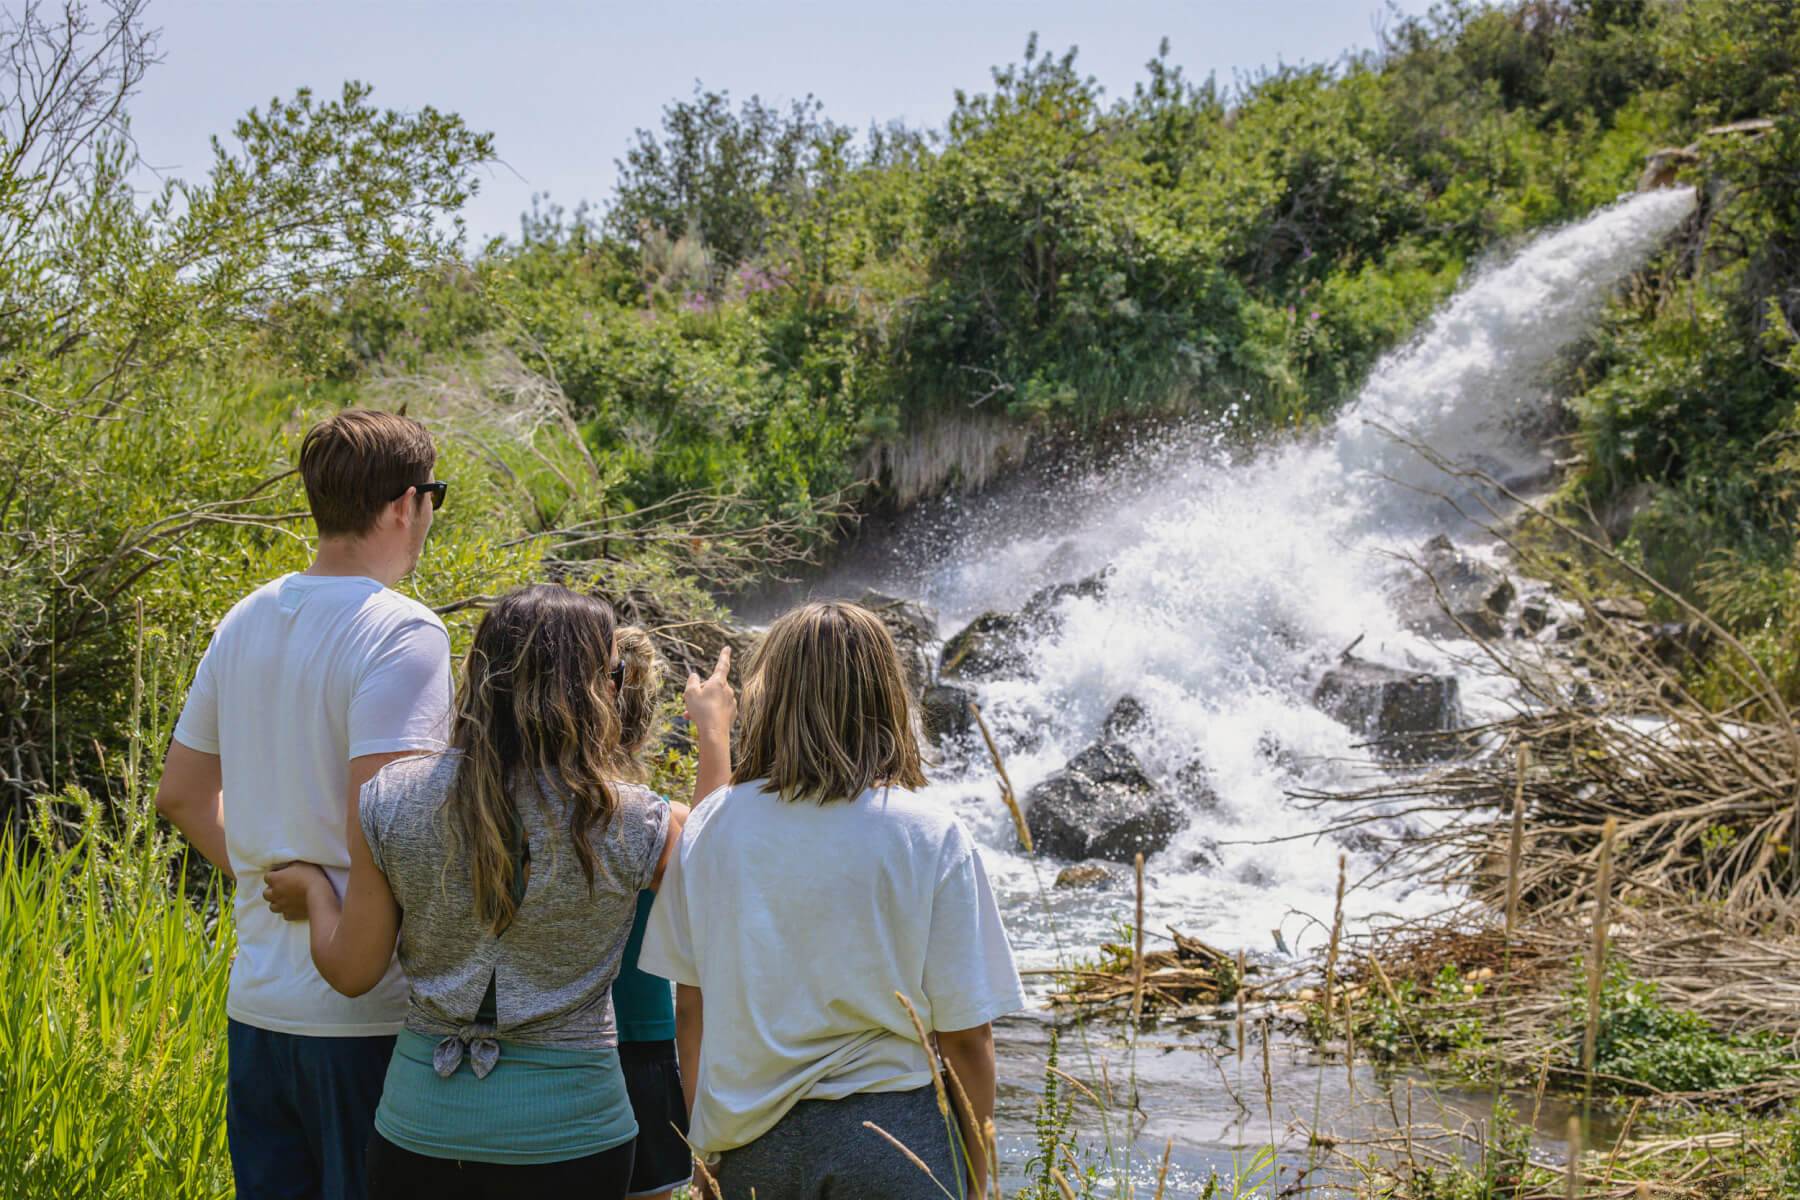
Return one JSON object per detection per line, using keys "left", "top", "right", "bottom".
{"left": 936, "top": 1022, "right": 997, "bottom": 1198}
{"left": 154, "top": 741, "right": 233, "bottom": 879}
{"left": 676, "top": 983, "right": 703, "bottom": 1115}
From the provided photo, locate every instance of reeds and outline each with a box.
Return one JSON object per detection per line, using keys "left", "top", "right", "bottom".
{"left": 970, "top": 702, "right": 1031, "bottom": 853}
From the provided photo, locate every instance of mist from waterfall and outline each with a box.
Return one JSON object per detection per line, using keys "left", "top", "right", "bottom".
{"left": 896, "top": 187, "right": 1700, "bottom": 964}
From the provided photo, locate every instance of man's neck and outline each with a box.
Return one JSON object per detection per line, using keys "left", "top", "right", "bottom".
{"left": 306, "top": 536, "right": 405, "bottom": 589}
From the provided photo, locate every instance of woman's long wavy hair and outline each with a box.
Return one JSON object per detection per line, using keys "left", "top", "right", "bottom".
{"left": 732, "top": 602, "right": 926, "bottom": 804}
{"left": 446, "top": 584, "right": 631, "bottom": 933}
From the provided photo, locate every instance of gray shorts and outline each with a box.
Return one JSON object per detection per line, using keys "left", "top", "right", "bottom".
{"left": 713, "top": 1086, "right": 969, "bottom": 1200}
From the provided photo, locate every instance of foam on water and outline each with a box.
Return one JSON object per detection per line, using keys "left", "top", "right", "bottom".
{"left": 905, "top": 188, "right": 1698, "bottom": 966}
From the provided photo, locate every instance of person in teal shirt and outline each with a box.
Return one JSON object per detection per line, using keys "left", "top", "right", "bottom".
{"left": 612, "top": 627, "right": 701, "bottom": 1199}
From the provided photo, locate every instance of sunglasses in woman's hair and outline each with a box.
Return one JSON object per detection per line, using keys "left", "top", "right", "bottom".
{"left": 392, "top": 481, "right": 448, "bottom": 510}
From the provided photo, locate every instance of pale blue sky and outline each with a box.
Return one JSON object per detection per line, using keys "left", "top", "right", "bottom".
{"left": 127, "top": 0, "right": 1437, "bottom": 245}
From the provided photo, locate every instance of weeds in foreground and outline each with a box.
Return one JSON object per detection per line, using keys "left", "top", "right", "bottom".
{"left": 0, "top": 791, "right": 235, "bottom": 1200}
{"left": 1568, "top": 959, "right": 1789, "bottom": 1096}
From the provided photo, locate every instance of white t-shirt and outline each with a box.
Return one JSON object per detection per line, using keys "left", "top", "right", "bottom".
{"left": 638, "top": 780, "right": 1026, "bottom": 1158}
{"left": 173, "top": 573, "right": 452, "bottom": 1036}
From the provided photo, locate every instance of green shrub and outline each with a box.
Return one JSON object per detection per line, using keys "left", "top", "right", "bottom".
{"left": 1570, "top": 960, "right": 1787, "bottom": 1094}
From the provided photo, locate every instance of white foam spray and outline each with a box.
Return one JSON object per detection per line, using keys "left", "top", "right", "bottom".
{"left": 908, "top": 188, "right": 1697, "bottom": 965}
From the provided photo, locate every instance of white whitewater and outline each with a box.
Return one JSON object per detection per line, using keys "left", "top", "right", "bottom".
{"left": 902, "top": 187, "right": 1699, "bottom": 966}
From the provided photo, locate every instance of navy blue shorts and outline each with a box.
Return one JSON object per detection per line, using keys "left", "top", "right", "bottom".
{"left": 226, "top": 1018, "right": 396, "bottom": 1200}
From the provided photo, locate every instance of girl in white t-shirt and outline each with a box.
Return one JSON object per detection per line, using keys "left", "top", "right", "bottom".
{"left": 640, "top": 602, "right": 1025, "bottom": 1200}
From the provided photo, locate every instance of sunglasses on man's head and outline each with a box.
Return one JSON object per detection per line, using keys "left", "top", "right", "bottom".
{"left": 392, "top": 481, "right": 448, "bottom": 510}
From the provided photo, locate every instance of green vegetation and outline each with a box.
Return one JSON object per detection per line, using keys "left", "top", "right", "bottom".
{"left": 9, "top": 0, "right": 1800, "bottom": 807}
{"left": 1571, "top": 959, "right": 1788, "bottom": 1095}
{"left": 0, "top": 793, "right": 234, "bottom": 1200}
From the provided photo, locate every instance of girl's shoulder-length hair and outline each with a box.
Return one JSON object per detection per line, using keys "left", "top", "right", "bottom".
{"left": 731, "top": 601, "right": 926, "bottom": 805}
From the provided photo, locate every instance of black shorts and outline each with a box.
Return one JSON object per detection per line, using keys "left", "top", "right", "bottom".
{"left": 621, "top": 1039, "right": 692, "bottom": 1197}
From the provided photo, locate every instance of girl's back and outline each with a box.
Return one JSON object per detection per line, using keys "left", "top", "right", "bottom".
{"left": 364, "top": 752, "right": 669, "bottom": 1045}
{"left": 647, "top": 777, "right": 1023, "bottom": 1161}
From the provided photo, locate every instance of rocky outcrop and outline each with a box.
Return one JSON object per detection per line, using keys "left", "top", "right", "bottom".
{"left": 938, "top": 568, "right": 1113, "bottom": 684}
{"left": 1637, "top": 118, "right": 1773, "bottom": 192}
{"left": 1100, "top": 695, "right": 1148, "bottom": 742}
{"left": 1392, "top": 535, "right": 1516, "bottom": 640}
{"left": 1024, "top": 741, "right": 1186, "bottom": 862}
{"left": 858, "top": 591, "right": 938, "bottom": 697}
{"left": 938, "top": 611, "right": 1032, "bottom": 681}
{"left": 920, "top": 682, "right": 976, "bottom": 742}
{"left": 1312, "top": 654, "right": 1463, "bottom": 761}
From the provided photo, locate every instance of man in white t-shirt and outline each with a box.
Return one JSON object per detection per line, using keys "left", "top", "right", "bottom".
{"left": 156, "top": 410, "right": 454, "bottom": 1200}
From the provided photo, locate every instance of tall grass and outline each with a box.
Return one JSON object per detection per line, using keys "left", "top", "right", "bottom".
{"left": 0, "top": 793, "right": 235, "bottom": 1199}
{"left": 1, "top": 612, "right": 234, "bottom": 1200}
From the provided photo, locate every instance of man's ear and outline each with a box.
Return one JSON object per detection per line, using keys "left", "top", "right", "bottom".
{"left": 382, "top": 488, "right": 416, "bottom": 531}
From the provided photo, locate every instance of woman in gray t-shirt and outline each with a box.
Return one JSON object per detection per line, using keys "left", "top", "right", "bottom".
{"left": 265, "top": 583, "right": 735, "bottom": 1198}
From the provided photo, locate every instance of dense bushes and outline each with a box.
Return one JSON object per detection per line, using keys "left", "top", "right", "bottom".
{"left": 9, "top": 0, "right": 1800, "bottom": 807}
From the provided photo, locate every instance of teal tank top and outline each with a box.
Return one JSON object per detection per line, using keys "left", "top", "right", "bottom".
{"left": 613, "top": 889, "right": 677, "bottom": 1042}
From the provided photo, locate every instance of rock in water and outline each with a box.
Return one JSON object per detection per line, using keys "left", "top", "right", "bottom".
{"left": 1312, "top": 656, "right": 1463, "bottom": 761}
{"left": 857, "top": 591, "right": 938, "bottom": 696}
{"left": 1392, "top": 534, "right": 1516, "bottom": 640}
{"left": 1053, "top": 863, "right": 1118, "bottom": 889}
{"left": 1101, "top": 695, "right": 1148, "bottom": 742}
{"left": 939, "top": 611, "right": 1032, "bottom": 681}
{"left": 1173, "top": 760, "right": 1224, "bottom": 815}
{"left": 920, "top": 682, "right": 976, "bottom": 742}
{"left": 937, "top": 567, "right": 1113, "bottom": 684}
{"left": 1024, "top": 741, "right": 1187, "bottom": 862}
{"left": 1020, "top": 568, "right": 1112, "bottom": 624}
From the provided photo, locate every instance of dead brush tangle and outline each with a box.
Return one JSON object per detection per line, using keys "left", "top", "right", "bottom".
{"left": 1296, "top": 472, "right": 1800, "bottom": 1083}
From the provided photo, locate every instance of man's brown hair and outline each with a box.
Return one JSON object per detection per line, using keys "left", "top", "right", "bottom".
{"left": 732, "top": 602, "right": 926, "bottom": 804}
{"left": 298, "top": 409, "right": 436, "bottom": 537}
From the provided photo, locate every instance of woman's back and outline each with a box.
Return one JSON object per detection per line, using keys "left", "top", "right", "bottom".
{"left": 363, "top": 751, "right": 670, "bottom": 1047}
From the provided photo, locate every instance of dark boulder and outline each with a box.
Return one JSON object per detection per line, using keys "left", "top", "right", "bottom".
{"left": 920, "top": 682, "right": 976, "bottom": 743}
{"left": 1312, "top": 655, "right": 1464, "bottom": 761}
{"left": 858, "top": 591, "right": 938, "bottom": 696}
{"left": 1024, "top": 741, "right": 1187, "bottom": 862}
{"left": 1392, "top": 534, "right": 1516, "bottom": 640}
{"left": 1647, "top": 621, "right": 1711, "bottom": 669}
{"left": 1101, "top": 695, "right": 1149, "bottom": 742}
{"left": 1184, "top": 838, "right": 1222, "bottom": 872}
{"left": 1021, "top": 568, "right": 1112, "bottom": 624}
{"left": 938, "top": 568, "right": 1113, "bottom": 684}
{"left": 939, "top": 611, "right": 1032, "bottom": 681}
{"left": 1173, "top": 760, "right": 1224, "bottom": 816}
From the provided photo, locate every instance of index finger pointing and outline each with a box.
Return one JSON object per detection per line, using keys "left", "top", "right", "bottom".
{"left": 710, "top": 645, "right": 732, "bottom": 682}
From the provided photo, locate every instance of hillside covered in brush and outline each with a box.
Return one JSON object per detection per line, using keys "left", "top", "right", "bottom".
{"left": 3, "top": 0, "right": 1798, "bottom": 806}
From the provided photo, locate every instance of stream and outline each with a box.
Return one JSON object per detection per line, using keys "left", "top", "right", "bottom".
{"left": 736, "top": 186, "right": 1697, "bottom": 1191}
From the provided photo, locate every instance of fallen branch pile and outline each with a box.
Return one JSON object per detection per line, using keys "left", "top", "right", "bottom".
{"left": 1038, "top": 928, "right": 1241, "bottom": 1015}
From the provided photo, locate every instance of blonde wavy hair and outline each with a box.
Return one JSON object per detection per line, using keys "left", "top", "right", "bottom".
{"left": 611, "top": 624, "right": 664, "bottom": 780}
{"left": 732, "top": 602, "right": 926, "bottom": 804}
{"left": 446, "top": 584, "right": 632, "bottom": 933}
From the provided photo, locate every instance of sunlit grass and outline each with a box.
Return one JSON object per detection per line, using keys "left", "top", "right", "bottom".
{"left": 0, "top": 791, "right": 235, "bottom": 1199}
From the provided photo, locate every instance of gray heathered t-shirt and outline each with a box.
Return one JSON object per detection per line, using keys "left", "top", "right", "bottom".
{"left": 360, "top": 751, "right": 669, "bottom": 1050}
